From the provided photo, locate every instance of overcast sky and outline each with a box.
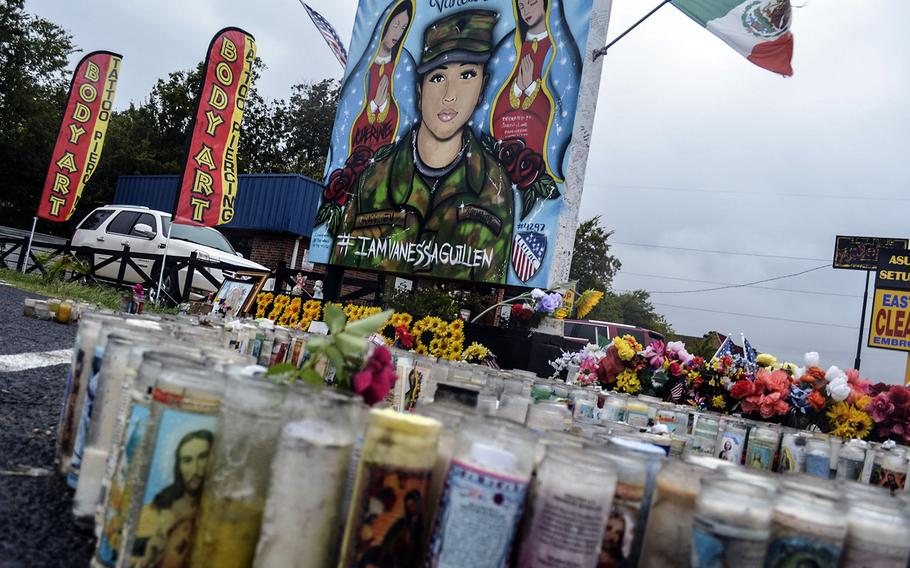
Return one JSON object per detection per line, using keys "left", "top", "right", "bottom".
{"left": 30, "top": 0, "right": 910, "bottom": 383}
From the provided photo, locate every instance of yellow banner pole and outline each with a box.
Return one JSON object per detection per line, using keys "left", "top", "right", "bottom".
{"left": 905, "top": 353, "right": 910, "bottom": 386}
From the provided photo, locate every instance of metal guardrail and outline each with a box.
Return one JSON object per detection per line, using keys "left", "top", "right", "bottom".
{"left": 0, "top": 236, "right": 383, "bottom": 305}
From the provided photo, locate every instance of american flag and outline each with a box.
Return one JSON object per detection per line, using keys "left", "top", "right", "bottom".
{"left": 742, "top": 336, "right": 758, "bottom": 365}
{"left": 713, "top": 335, "right": 734, "bottom": 360}
{"left": 299, "top": 2, "right": 348, "bottom": 69}
{"left": 512, "top": 232, "right": 546, "bottom": 282}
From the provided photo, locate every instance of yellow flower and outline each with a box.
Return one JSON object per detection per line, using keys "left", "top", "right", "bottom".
{"left": 285, "top": 298, "right": 302, "bottom": 315}
{"left": 302, "top": 300, "right": 322, "bottom": 321}
{"left": 616, "top": 369, "right": 641, "bottom": 394}
{"left": 255, "top": 292, "right": 274, "bottom": 318}
{"left": 461, "top": 342, "right": 491, "bottom": 363}
{"left": 756, "top": 353, "right": 777, "bottom": 368}
{"left": 612, "top": 336, "right": 636, "bottom": 362}
{"left": 576, "top": 290, "right": 603, "bottom": 319}
{"left": 826, "top": 402, "right": 873, "bottom": 440}
{"left": 388, "top": 312, "right": 413, "bottom": 328}
{"left": 268, "top": 295, "right": 290, "bottom": 320}
{"left": 711, "top": 395, "right": 725, "bottom": 410}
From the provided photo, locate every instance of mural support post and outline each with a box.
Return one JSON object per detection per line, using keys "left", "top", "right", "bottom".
{"left": 541, "top": 0, "right": 614, "bottom": 334}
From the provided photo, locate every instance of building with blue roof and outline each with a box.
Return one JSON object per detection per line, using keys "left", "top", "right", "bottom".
{"left": 113, "top": 174, "right": 323, "bottom": 270}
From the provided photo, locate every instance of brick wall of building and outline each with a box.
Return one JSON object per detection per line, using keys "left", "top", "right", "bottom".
{"left": 246, "top": 233, "right": 297, "bottom": 270}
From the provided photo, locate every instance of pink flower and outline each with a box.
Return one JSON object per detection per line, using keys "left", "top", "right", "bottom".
{"left": 757, "top": 392, "right": 789, "bottom": 418}
{"left": 353, "top": 346, "right": 398, "bottom": 406}
{"left": 869, "top": 392, "right": 896, "bottom": 423}
{"left": 756, "top": 369, "right": 791, "bottom": 398}
{"left": 667, "top": 362, "right": 684, "bottom": 377}
{"left": 731, "top": 380, "right": 755, "bottom": 399}
{"left": 642, "top": 340, "right": 666, "bottom": 368}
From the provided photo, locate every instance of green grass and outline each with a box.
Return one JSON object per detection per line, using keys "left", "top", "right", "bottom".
{"left": 0, "top": 268, "right": 177, "bottom": 314}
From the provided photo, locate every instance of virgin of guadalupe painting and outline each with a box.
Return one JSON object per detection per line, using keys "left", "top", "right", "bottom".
{"left": 348, "top": 1, "right": 415, "bottom": 152}
{"left": 486, "top": 0, "right": 582, "bottom": 182}
{"left": 324, "top": 0, "right": 418, "bottom": 171}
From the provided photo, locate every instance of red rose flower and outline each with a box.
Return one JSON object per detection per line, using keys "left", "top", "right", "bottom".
{"left": 323, "top": 166, "right": 356, "bottom": 206}
{"left": 508, "top": 148, "right": 544, "bottom": 190}
{"left": 345, "top": 145, "right": 374, "bottom": 174}
{"left": 667, "top": 361, "right": 683, "bottom": 377}
{"left": 496, "top": 138, "right": 525, "bottom": 168}
{"left": 731, "top": 379, "right": 755, "bottom": 399}
{"left": 353, "top": 346, "right": 398, "bottom": 406}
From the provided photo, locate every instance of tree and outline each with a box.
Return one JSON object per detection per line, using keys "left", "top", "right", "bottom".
{"left": 569, "top": 216, "right": 622, "bottom": 292}
{"left": 285, "top": 79, "right": 340, "bottom": 179}
{"left": 0, "top": 1, "right": 76, "bottom": 229}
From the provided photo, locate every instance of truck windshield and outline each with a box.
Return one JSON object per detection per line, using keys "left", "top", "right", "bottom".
{"left": 162, "top": 218, "right": 236, "bottom": 254}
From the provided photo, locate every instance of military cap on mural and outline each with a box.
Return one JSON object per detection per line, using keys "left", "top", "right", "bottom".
{"left": 416, "top": 10, "right": 498, "bottom": 74}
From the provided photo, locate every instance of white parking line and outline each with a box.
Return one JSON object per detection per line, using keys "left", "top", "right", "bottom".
{"left": 0, "top": 349, "right": 73, "bottom": 373}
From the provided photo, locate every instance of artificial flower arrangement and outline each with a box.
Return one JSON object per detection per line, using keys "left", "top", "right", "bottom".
{"left": 550, "top": 339, "right": 910, "bottom": 445}
{"left": 266, "top": 304, "right": 397, "bottom": 406}
{"left": 253, "top": 294, "right": 486, "bottom": 364}
{"left": 472, "top": 287, "right": 566, "bottom": 329}
{"left": 461, "top": 342, "right": 499, "bottom": 369}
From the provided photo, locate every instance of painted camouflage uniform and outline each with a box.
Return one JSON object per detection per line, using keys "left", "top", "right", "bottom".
{"left": 330, "top": 10, "right": 513, "bottom": 284}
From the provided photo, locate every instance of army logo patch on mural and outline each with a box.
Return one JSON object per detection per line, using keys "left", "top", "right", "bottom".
{"left": 512, "top": 231, "right": 546, "bottom": 282}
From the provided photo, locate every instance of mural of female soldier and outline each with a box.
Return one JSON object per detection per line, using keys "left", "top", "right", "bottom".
{"left": 348, "top": 1, "right": 414, "bottom": 152}
{"left": 487, "top": 0, "right": 582, "bottom": 181}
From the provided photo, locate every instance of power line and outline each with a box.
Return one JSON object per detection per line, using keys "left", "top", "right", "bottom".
{"left": 619, "top": 264, "right": 829, "bottom": 294}
{"left": 652, "top": 302, "right": 858, "bottom": 330}
{"left": 587, "top": 181, "right": 910, "bottom": 202}
{"left": 611, "top": 241, "right": 830, "bottom": 262}
{"left": 621, "top": 271, "right": 860, "bottom": 298}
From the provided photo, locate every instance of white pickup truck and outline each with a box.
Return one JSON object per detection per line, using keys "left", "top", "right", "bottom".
{"left": 71, "top": 205, "right": 268, "bottom": 300}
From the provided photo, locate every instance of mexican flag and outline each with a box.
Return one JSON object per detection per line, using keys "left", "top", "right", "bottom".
{"left": 671, "top": 0, "right": 793, "bottom": 76}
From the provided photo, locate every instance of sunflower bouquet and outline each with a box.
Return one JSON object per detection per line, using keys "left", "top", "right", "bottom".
{"left": 255, "top": 292, "right": 274, "bottom": 318}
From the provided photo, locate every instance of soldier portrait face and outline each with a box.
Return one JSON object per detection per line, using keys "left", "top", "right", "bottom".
{"left": 518, "top": 0, "right": 547, "bottom": 31}
{"left": 177, "top": 436, "right": 211, "bottom": 495}
{"left": 419, "top": 63, "right": 485, "bottom": 142}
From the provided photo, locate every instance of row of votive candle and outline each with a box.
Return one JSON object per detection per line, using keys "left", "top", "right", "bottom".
{"left": 53, "top": 311, "right": 910, "bottom": 568}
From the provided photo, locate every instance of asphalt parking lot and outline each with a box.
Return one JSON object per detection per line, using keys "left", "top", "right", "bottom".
{"left": 0, "top": 283, "right": 94, "bottom": 567}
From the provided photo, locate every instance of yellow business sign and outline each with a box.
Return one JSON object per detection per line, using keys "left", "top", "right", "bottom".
{"left": 869, "top": 289, "right": 910, "bottom": 352}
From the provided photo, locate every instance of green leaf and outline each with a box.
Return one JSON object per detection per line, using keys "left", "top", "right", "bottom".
{"left": 537, "top": 175, "right": 559, "bottom": 199}
{"left": 345, "top": 309, "right": 394, "bottom": 337}
{"left": 299, "top": 367, "right": 324, "bottom": 386}
{"left": 335, "top": 331, "right": 369, "bottom": 358}
{"left": 324, "top": 303, "right": 346, "bottom": 335}
{"left": 520, "top": 189, "right": 538, "bottom": 221}
{"left": 314, "top": 204, "right": 331, "bottom": 226}
{"left": 306, "top": 336, "right": 328, "bottom": 352}
{"left": 264, "top": 362, "right": 297, "bottom": 377}
{"left": 324, "top": 345, "right": 346, "bottom": 384}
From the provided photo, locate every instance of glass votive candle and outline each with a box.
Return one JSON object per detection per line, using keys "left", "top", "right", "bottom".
{"left": 842, "top": 493, "right": 910, "bottom": 567}
{"left": 691, "top": 476, "right": 773, "bottom": 568}
{"left": 765, "top": 486, "right": 847, "bottom": 567}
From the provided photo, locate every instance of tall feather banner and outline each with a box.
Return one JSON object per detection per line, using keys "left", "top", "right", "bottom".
{"left": 173, "top": 27, "right": 256, "bottom": 226}
{"left": 37, "top": 51, "right": 122, "bottom": 221}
